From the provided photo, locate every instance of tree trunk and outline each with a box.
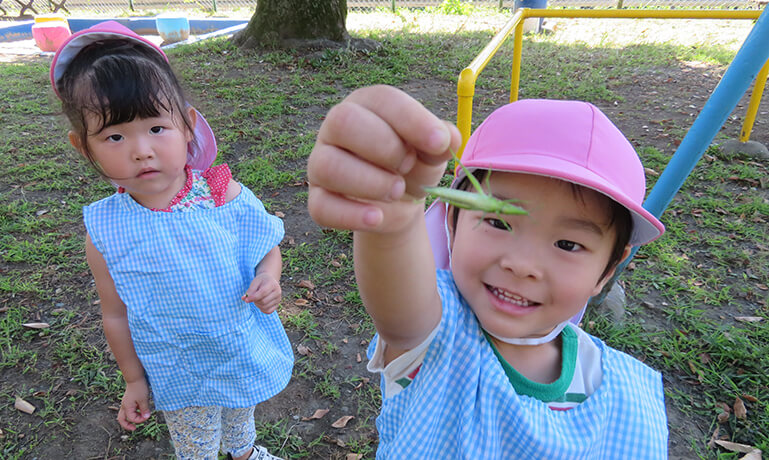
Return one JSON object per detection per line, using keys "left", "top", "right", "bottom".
{"left": 233, "top": 0, "right": 350, "bottom": 50}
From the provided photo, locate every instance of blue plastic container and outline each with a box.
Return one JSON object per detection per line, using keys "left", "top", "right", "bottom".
{"left": 155, "top": 16, "right": 190, "bottom": 44}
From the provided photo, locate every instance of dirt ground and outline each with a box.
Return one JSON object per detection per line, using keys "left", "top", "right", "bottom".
{"left": 1, "top": 13, "right": 767, "bottom": 460}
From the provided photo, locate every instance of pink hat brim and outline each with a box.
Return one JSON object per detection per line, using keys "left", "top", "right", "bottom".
{"left": 188, "top": 108, "right": 218, "bottom": 170}
{"left": 50, "top": 21, "right": 166, "bottom": 96}
{"left": 457, "top": 155, "right": 665, "bottom": 247}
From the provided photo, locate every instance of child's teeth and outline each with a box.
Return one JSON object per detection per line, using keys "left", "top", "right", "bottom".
{"left": 491, "top": 287, "right": 533, "bottom": 307}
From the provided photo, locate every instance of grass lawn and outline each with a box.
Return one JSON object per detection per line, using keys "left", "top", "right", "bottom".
{"left": 0, "top": 8, "right": 767, "bottom": 459}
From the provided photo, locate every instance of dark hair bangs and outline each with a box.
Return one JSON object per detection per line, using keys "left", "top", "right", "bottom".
{"left": 78, "top": 55, "right": 180, "bottom": 134}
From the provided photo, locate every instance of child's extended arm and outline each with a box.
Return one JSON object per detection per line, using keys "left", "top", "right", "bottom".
{"left": 85, "top": 235, "right": 151, "bottom": 431}
{"left": 307, "top": 85, "right": 460, "bottom": 356}
{"left": 242, "top": 246, "right": 282, "bottom": 314}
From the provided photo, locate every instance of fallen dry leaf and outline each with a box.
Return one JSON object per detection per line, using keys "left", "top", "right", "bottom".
{"left": 742, "top": 394, "right": 758, "bottom": 403}
{"left": 298, "top": 279, "right": 315, "bottom": 290}
{"left": 301, "top": 408, "right": 329, "bottom": 421}
{"left": 294, "top": 299, "right": 309, "bottom": 307}
{"left": 22, "top": 322, "right": 50, "bottom": 329}
{"left": 688, "top": 361, "right": 703, "bottom": 382}
{"left": 346, "top": 454, "right": 363, "bottom": 460}
{"left": 717, "top": 402, "right": 731, "bottom": 413}
{"left": 356, "top": 353, "right": 362, "bottom": 363}
{"left": 296, "top": 344, "right": 312, "bottom": 356}
{"left": 734, "top": 397, "right": 747, "bottom": 419}
{"left": 714, "top": 439, "right": 760, "bottom": 455}
{"left": 14, "top": 397, "right": 35, "bottom": 414}
{"left": 740, "top": 451, "right": 762, "bottom": 460}
{"left": 274, "top": 211, "right": 285, "bottom": 218}
{"left": 644, "top": 167, "right": 659, "bottom": 177}
{"left": 353, "top": 377, "right": 370, "bottom": 390}
{"left": 330, "top": 260, "right": 342, "bottom": 268}
{"left": 331, "top": 415, "right": 354, "bottom": 428}
{"left": 734, "top": 316, "right": 763, "bottom": 323}
{"left": 707, "top": 425, "right": 721, "bottom": 448}
{"left": 717, "top": 411, "right": 730, "bottom": 424}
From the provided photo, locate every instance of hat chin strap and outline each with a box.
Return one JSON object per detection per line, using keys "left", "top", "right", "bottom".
{"left": 485, "top": 320, "right": 569, "bottom": 346}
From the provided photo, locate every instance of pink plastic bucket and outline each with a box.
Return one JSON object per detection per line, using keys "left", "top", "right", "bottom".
{"left": 32, "top": 21, "right": 72, "bottom": 52}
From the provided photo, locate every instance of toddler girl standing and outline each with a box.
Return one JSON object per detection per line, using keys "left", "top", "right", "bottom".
{"left": 307, "top": 85, "right": 668, "bottom": 458}
{"left": 51, "top": 21, "right": 292, "bottom": 460}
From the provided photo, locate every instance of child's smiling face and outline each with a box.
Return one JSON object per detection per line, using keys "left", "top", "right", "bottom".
{"left": 449, "top": 172, "right": 629, "bottom": 342}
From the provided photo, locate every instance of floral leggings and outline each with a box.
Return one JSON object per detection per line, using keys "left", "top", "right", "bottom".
{"left": 163, "top": 405, "right": 256, "bottom": 460}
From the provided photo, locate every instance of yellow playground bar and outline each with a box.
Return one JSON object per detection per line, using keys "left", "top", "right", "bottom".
{"left": 456, "top": 8, "right": 766, "bottom": 155}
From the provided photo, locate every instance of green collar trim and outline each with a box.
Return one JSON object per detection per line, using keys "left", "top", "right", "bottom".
{"left": 484, "top": 325, "right": 577, "bottom": 402}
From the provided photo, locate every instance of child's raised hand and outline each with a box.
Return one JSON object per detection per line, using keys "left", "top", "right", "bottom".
{"left": 118, "top": 379, "right": 151, "bottom": 431}
{"left": 308, "top": 85, "right": 460, "bottom": 233}
{"left": 242, "top": 272, "right": 282, "bottom": 314}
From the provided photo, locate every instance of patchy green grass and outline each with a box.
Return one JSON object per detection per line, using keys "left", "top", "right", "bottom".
{"left": 0, "top": 9, "right": 766, "bottom": 460}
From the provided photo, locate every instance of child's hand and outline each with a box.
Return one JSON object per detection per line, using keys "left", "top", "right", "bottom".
{"left": 242, "top": 272, "right": 282, "bottom": 314}
{"left": 118, "top": 379, "right": 151, "bottom": 431}
{"left": 308, "top": 85, "right": 460, "bottom": 233}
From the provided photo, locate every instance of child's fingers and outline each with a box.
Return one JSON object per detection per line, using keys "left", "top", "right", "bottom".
{"left": 308, "top": 186, "right": 384, "bottom": 231}
{"left": 254, "top": 293, "right": 281, "bottom": 314}
{"left": 117, "top": 406, "right": 137, "bottom": 431}
{"left": 317, "top": 99, "right": 408, "bottom": 174}
{"left": 308, "top": 144, "right": 406, "bottom": 203}
{"left": 342, "top": 85, "right": 456, "bottom": 160}
{"left": 134, "top": 398, "right": 151, "bottom": 422}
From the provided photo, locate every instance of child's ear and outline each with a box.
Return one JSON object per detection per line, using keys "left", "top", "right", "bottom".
{"left": 591, "top": 245, "right": 632, "bottom": 296}
{"left": 68, "top": 131, "right": 86, "bottom": 158}
{"left": 185, "top": 106, "right": 197, "bottom": 142}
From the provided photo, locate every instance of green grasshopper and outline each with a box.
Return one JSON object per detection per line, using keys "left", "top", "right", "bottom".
{"left": 423, "top": 152, "right": 527, "bottom": 230}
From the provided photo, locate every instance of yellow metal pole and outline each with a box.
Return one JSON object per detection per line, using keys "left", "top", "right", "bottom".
{"left": 510, "top": 10, "right": 526, "bottom": 103}
{"left": 456, "top": 8, "right": 763, "bottom": 154}
{"left": 457, "top": 67, "right": 477, "bottom": 158}
{"left": 456, "top": 11, "right": 524, "bottom": 157}
{"left": 526, "top": 8, "right": 760, "bottom": 20}
{"left": 739, "top": 57, "right": 769, "bottom": 142}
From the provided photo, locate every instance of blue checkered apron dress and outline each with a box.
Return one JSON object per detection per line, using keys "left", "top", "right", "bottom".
{"left": 368, "top": 270, "right": 668, "bottom": 459}
{"left": 84, "top": 185, "right": 293, "bottom": 411}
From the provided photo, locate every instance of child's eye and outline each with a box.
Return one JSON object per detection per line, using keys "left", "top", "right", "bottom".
{"left": 555, "top": 240, "right": 583, "bottom": 252}
{"left": 484, "top": 218, "right": 509, "bottom": 230}
{"left": 107, "top": 134, "right": 123, "bottom": 142}
{"left": 150, "top": 126, "right": 164, "bottom": 134}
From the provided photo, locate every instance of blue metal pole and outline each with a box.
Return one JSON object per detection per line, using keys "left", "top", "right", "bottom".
{"left": 589, "top": 6, "right": 769, "bottom": 308}
{"left": 629, "top": 5, "right": 769, "bottom": 260}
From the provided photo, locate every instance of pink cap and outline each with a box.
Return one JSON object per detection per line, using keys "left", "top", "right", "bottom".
{"left": 426, "top": 99, "right": 664, "bottom": 270}
{"left": 50, "top": 21, "right": 217, "bottom": 170}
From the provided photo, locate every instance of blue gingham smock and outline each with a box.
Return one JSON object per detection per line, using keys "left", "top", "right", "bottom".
{"left": 83, "top": 184, "right": 293, "bottom": 411}
{"left": 368, "top": 270, "right": 668, "bottom": 459}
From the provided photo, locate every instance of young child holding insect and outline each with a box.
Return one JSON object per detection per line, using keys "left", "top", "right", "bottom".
{"left": 307, "top": 85, "right": 668, "bottom": 458}
{"left": 51, "top": 22, "right": 292, "bottom": 460}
